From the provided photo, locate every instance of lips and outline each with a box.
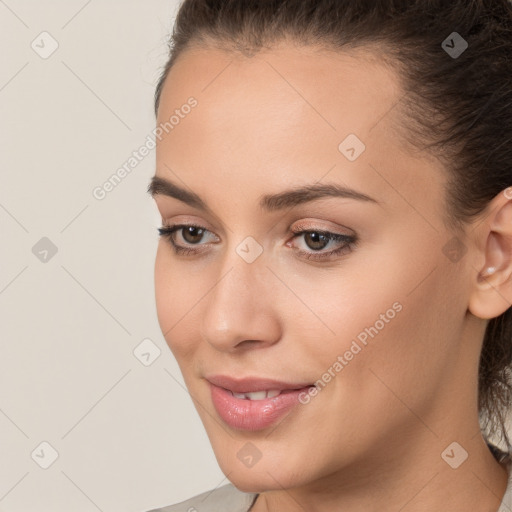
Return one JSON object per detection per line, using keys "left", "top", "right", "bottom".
{"left": 206, "top": 375, "right": 313, "bottom": 394}
{"left": 206, "top": 375, "right": 315, "bottom": 430}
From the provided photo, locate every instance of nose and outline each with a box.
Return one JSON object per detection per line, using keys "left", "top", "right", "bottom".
{"left": 200, "top": 250, "right": 282, "bottom": 352}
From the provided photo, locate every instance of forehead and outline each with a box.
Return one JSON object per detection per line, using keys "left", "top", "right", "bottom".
{"left": 155, "top": 44, "right": 446, "bottom": 221}
{"left": 158, "top": 44, "right": 402, "bottom": 138}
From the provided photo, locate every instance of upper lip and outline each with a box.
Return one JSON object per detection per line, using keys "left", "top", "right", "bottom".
{"left": 205, "top": 375, "right": 314, "bottom": 393}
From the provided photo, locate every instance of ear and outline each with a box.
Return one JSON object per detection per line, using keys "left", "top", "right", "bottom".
{"left": 468, "top": 187, "right": 512, "bottom": 319}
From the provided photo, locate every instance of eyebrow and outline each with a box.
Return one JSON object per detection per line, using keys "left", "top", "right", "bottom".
{"left": 147, "top": 175, "right": 380, "bottom": 213}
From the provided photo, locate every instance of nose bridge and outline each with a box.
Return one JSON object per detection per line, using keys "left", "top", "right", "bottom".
{"left": 200, "top": 240, "right": 280, "bottom": 350}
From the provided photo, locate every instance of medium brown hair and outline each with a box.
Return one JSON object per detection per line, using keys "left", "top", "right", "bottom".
{"left": 154, "top": 0, "right": 512, "bottom": 448}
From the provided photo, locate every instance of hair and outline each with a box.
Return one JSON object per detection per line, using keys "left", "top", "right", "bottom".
{"left": 154, "top": 0, "right": 512, "bottom": 449}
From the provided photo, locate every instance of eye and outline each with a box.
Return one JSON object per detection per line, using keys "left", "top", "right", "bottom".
{"left": 157, "top": 223, "right": 358, "bottom": 261}
{"left": 157, "top": 224, "right": 218, "bottom": 255}
{"left": 288, "top": 228, "right": 357, "bottom": 261}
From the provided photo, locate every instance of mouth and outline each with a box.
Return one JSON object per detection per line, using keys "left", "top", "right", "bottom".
{"left": 227, "top": 388, "right": 312, "bottom": 400}
{"left": 205, "top": 375, "right": 316, "bottom": 431}
{"left": 205, "top": 374, "right": 314, "bottom": 394}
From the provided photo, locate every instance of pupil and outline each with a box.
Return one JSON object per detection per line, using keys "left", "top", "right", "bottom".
{"left": 183, "top": 227, "right": 204, "bottom": 244}
{"left": 306, "top": 232, "right": 328, "bottom": 251}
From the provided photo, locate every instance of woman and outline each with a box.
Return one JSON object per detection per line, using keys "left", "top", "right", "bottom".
{"left": 145, "top": 0, "right": 512, "bottom": 510}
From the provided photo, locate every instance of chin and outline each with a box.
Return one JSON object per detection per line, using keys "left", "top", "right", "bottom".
{"left": 217, "top": 455, "right": 311, "bottom": 494}
{"left": 227, "top": 471, "right": 296, "bottom": 494}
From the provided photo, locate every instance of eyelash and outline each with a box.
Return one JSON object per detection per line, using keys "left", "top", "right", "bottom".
{"left": 157, "top": 223, "right": 357, "bottom": 262}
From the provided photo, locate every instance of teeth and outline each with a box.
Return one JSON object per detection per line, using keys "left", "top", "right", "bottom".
{"left": 245, "top": 391, "right": 267, "bottom": 400}
{"left": 231, "top": 389, "right": 282, "bottom": 400}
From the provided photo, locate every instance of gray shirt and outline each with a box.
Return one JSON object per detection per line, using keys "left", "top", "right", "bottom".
{"left": 146, "top": 447, "right": 512, "bottom": 512}
{"left": 146, "top": 482, "right": 258, "bottom": 512}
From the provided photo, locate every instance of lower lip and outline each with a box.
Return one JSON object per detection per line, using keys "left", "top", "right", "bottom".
{"left": 209, "top": 383, "right": 311, "bottom": 431}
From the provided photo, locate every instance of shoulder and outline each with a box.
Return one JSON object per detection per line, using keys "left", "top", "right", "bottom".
{"left": 502, "top": 457, "right": 512, "bottom": 511}
{"left": 145, "top": 483, "right": 258, "bottom": 512}
{"left": 495, "top": 445, "right": 512, "bottom": 511}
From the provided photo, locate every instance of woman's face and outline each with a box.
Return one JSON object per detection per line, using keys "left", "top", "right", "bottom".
{"left": 151, "top": 44, "right": 483, "bottom": 491}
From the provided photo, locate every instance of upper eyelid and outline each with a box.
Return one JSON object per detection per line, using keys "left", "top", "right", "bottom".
{"left": 161, "top": 216, "right": 354, "bottom": 235}
{"left": 163, "top": 222, "right": 348, "bottom": 237}
{"left": 159, "top": 215, "right": 219, "bottom": 234}
{"left": 164, "top": 223, "right": 353, "bottom": 248}
{"left": 163, "top": 223, "right": 218, "bottom": 239}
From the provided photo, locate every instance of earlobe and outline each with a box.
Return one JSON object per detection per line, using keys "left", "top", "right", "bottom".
{"left": 468, "top": 193, "right": 512, "bottom": 320}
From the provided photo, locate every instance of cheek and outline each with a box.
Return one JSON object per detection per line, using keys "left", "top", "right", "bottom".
{"left": 290, "top": 242, "right": 454, "bottom": 395}
{"left": 154, "top": 246, "right": 199, "bottom": 359}
{"left": 154, "top": 246, "right": 171, "bottom": 332}
{"left": 334, "top": 263, "right": 459, "bottom": 418}
{"left": 290, "top": 271, "right": 406, "bottom": 378}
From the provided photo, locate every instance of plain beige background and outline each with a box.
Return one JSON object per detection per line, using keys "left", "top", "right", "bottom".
{"left": 1, "top": 1, "right": 511, "bottom": 511}
{"left": 0, "top": 1, "right": 226, "bottom": 511}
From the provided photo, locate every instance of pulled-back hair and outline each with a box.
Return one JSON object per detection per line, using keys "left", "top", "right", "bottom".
{"left": 154, "top": 0, "right": 512, "bottom": 448}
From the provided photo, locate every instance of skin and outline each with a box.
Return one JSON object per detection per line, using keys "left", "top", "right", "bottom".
{"left": 150, "top": 43, "right": 511, "bottom": 512}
